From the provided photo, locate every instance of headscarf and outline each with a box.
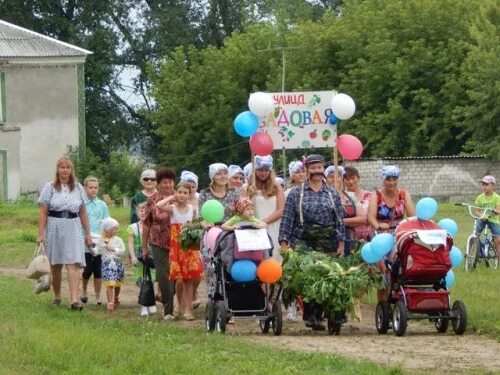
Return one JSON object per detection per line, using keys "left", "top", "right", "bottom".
{"left": 288, "top": 160, "right": 304, "bottom": 177}
{"left": 208, "top": 163, "right": 228, "bottom": 180}
{"left": 381, "top": 165, "right": 400, "bottom": 179}
{"left": 255, "top": 155, "right": 273, "bottom": 170}
{"left": 228, "top": 165, "right": 244, "bottom": 179}
{"left": 324, "top": 165, "right": 345, "bottom": 177}
{"left": 180, "top": 170, "right": 198, "bottom": 185}
{"left": 233, "top": 197, "right": 253, "bottom": 215}
{"left": 243, "top": 162, "right": 253, "bottom": 180}
{"left": 275, "top": 177, "right": 285, "bottom": 187}
{"left": 101, "top": 217, "right": 119, "bottom": 232}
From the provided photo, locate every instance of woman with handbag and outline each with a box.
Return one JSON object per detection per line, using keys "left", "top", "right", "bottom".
{"left": 37, "top": 156, "right": 92, "bottom": 310}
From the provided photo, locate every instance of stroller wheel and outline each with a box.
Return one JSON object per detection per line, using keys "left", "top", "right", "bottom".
{"left": 434, "top": 312, "right": 449, "bottom": 333}
{"left": 271, "top": 301, "right": 283, "bottom": 336}
{"left": 375, "top": 301, "right": 390, "bottom": 334}
{"left": 259, "top": 318, "right": 270, "bottom": 334}
{"left": 392, "top": 301, "right": 408, "bottom": 337}
{"left": 205, "top": 301, "right": 216, "bottom": 332}
{"left": 215, "top": 301, "right": 227, "bottom": 334}
{"left": 451, "top": 300, "right": 467, "bottom": 335}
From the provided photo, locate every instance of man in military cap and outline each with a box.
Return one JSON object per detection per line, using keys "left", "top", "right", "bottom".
{"left": 279, "top": 154, "right": 345, "bottom": 330}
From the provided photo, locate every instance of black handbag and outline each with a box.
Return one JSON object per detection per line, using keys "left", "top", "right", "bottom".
{"left": 138, "top": 264, "right": 156, "bottom": 307}
{"left": 135, "top": 223, "right": 155, "bottom": 269}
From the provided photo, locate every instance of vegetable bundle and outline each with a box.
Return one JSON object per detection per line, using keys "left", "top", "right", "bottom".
{"left": 281, "top": 249, "right": 383, "bottom": 316}
{"left": 179, "top": 219, "right": 203, "bottom": 251}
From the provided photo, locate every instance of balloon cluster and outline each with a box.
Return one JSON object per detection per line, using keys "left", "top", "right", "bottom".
{"left": 233, "top": 92, "right": 275, "bottom": 155}
{"left": 231, "top": 258, "right": 282, "bottom": 283}
{"left": 361, "top": 233, "right": 395, "bottom": 264}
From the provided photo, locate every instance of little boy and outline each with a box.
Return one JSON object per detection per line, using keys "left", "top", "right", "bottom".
{"left": 474, "top": 175, "right": 500, "bottom": 262}
{"left": 81, "top": 176, "right": 110, "bottom": 305}
{"left": 222, "top": 197, "right": 267, "bottom": 231}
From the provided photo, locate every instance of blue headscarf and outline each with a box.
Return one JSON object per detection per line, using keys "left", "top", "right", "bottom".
{"left": 381, "top": 165, "right": 400, "bottom": 179}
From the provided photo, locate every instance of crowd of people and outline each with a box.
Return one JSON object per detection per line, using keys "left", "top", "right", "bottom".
{"left": 36, "top": 155, "right": 498, "bottom": 328}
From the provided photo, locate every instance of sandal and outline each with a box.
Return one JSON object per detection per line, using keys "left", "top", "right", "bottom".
{"left": 80, "top": 296, "right": 88, "bottom": 304}
{"left": 113, "top": 297, "right": 120, "bottom": 307}
{"left": 183, "top": 313, "right": 195, "bottom": 321}
{"left": 52, "top": 298, "right": 62, "bottom": 306}
{"left": 70, "top": 302, "right": 83, "bottom": 311}
{"left": 107, "top": 302, "right": 115, "bottom": 312}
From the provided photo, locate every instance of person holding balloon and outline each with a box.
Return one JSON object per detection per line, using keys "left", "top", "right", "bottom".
{"left": 279, "top": 154, "right": 345, "bottom": 330}
{"left": 228, "top": 165, "right": 245, "bottom": 190}
{"left": 244, "top": 155, "right": 285, "bottom": 263}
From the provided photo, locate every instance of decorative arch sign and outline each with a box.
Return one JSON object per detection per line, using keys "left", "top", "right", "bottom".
{"left": 260, "top": 91, "right": 337, "bottom": 150}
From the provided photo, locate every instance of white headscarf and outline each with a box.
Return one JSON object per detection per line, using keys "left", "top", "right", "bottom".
{"left": 324, "top": 165, "right": 345, "bottom": 177}
{"left": 243, "top": 162, "right": 253, "bottom": 179}
{"left": 101, "top": 217, "right": 119, "bottom": 232}
{"left": 209, "top": 163, "right": 228, "bottom": 180}
{"left": 381, "top": 165, "right": 400, "bottom": 179}
{"left": 255, "top": 155, "right": 273, "bottom": 170}
{"left": 228, "top": 165, "right": 244, "bottom": 179}
{"left": 288, "top": 160, "right": 304, "bottom": 177}
{"left": 180, "top": 170, "right": 198, "bottom": 185}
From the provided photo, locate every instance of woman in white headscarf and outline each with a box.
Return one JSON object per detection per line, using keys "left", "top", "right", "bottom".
{"left": 228, "top": 165, "right": 245, "bottom": 190}
{"left": 180, "top": 170, "right": 200, "bottom": 213}
{"left": 244, "top": 155, "right": 285, "bottom": 262}
{"left": 284, "top": 160, "right": 306, "bottom": 198}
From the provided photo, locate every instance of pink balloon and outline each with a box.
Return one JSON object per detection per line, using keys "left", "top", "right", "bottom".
{"left": 337, "top": 134, "right": 363, "bottom": 160}
{"left": 205, "top": 227, "right": 223, "bottom": 253}
{"left": 249, "top": 131, "right": 274, "bottom": 156}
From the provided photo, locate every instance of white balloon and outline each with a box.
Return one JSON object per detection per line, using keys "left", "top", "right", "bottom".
{"left": 331, "top": 93, "right": 356, "bottom": 120}
{"left": 248, "top": 92, "right": 274, "bottom": 117}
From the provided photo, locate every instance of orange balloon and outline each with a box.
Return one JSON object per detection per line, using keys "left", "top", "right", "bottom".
{"left": 257, "top": 259, "right": 282, "bottom": 283}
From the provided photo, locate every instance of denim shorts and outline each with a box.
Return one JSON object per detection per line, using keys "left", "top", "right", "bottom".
{"left": 475, "top": 219, "right": 500, "bottom": 237}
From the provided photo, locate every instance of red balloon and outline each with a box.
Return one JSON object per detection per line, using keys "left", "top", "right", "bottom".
{"left": 249, "top": 131, "right": 274, "bottom": 156}
{"left": 337, "top": 134, "right": 363, "bottom": 160}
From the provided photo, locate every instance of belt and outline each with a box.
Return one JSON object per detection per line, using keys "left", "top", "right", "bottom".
{"left": 48, "top": 210, "right": 79, "bottom": 219}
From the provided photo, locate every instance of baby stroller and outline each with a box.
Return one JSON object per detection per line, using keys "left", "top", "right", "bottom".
{"left": 375, "top": 218, "right": 467, "bottom": 336}
{"left": 204, "top": 225, "right": 282, "bottom": 335}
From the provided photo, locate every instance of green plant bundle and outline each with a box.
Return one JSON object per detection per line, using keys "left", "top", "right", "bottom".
{"left": 281, "top": 250, "right": 384, "bottom": 315}
{"left": 179, "top": 219, "right": 203, "bottom": 251}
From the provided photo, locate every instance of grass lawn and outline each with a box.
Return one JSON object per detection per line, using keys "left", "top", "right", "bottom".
{"left": 0, "top": 275, "right": 403, "bottom": 375}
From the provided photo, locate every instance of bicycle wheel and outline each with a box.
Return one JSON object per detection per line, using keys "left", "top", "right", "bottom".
{"left": 465, "top": 236, "right": 479, "bottom": 272}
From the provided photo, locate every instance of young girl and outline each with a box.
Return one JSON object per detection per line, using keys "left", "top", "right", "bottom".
{"left": 156, "top": 182, "right": 204, "bottom": 320}
{"left": 99, "top": 217, "right": 125, "bottom": 312}
{"left": 221, "top": 197, "right": 268, "bottom": 231}
{"left": 127, "top": 203, "right": 157, "bottom": 316}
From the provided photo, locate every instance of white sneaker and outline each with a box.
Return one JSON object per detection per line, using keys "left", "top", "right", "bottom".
{"left": 286, "top": 312, "right": 298, "bottom": 322}
{"left": 148, "top": 305, "right": 157, "bottom": 314}
{"left": 140, "top": 306, "right": 149, "bottom": 316}
{"left": 163, "top": 314, "right": 175, "bottom": 321}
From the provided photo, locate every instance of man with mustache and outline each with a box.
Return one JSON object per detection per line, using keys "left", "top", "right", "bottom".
{"left": 279, "top": 154, "right": 345, "bottom": 330}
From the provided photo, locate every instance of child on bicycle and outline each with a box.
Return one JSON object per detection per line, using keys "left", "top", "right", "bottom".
{"left": 474, "top": 175, "right": 500, "bottom": 262}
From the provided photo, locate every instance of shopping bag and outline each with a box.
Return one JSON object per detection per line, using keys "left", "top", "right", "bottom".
{"left": 27, "top": 244, "right": 51, "bottom": 279}
{"left": 138, "top": 264, "right": 156, "bottom": 307}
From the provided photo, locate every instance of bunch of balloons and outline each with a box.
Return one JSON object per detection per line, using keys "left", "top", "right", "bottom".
{"left": 230, "top": 258, "right": 282, "bottom": 283}
{"left": 361, "top": 233, "right": 395, "bottom": 264}
{"left": 330, "top": 93, "right": 363, "bottom": 160}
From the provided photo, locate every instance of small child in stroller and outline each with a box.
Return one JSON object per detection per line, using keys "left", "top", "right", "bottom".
{"left": 221, "top": 197, "right": 267, "bottom": 231}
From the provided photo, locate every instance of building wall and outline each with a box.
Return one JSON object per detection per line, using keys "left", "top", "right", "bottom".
{"left": 4, "top": 64, "right": 79, "bottom": 193}
{"left": 346, "top": 157, "right": 500, "bottom": 199}
{"left": 0, "top": 127, "right": 21, "bottom": 200}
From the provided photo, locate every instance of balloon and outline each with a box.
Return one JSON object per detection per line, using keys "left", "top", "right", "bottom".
{"left": 337, "top": 134, "right": 363, "bottom": 160}
{"left": 416, "top": 197, "right": 438, "bottom": 220}
{"left": 445, "top": 270, "right": 455, "bottom": 288}
{"left": 438, "top": 218, "right": 458, "bottom": 237}
{"left": 234, "top": 111, "right": 259, "bottom": 137}
{"left": 361, "top": 243, "right": 381, "bottom": 264}
{"left": 206, "top": 227, "right": 223, "bottom": 252}
{"left": 331, "top": 93, "right": 356, "bottom": 120}
{"left": 249, "top": 131, "right": 274, "bottom": 156}
{"left": 248, "top": 92, "right": 274, "bottom": 117}
{"left": 256, "top": 259, "right": 282, "bottom": 283}
{"left": 449, "top": 246, "right": 463, "bottom": 268}
{"left": 231, "top": 260, "right": 257, "bottom": 282}
{"left": 329, "top": 113, "right": 339, "bottom": 125}
{"left": 371, "top": 233, "right": 394, "bottom": 257}
{"left": 200, "top": 200, "right": 225, "bottom": 223}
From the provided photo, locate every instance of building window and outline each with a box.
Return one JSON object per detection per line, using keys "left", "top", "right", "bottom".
{"left": 0, "top": 72, "right": 5, "bottom": 124}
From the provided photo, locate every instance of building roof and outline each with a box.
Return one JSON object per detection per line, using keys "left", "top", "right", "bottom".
{"left": 0, "top": 19, "right": 92, "bottom": 59}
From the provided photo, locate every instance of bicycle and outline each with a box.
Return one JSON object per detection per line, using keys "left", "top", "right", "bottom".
{"left": 456, "top": 203, "right": 498, "bottom": 271}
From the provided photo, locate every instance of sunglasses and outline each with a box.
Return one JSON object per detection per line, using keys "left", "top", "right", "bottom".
{"left": 143, "top": 178, "right": 156, "bottom": 182}
{"left": 481, "top": 182, "right": 491, "bottom": 186}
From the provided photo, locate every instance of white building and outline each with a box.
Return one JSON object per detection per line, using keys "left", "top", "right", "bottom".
{"left": 0, "top": 19, "right": 91, "bottom": 200}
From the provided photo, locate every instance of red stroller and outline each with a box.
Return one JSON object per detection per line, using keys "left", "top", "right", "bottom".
{"left": 375, "top": 218, "right": 467, "bottom": 336}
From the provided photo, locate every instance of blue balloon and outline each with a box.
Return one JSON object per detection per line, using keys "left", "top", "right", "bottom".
{"left": 329, "top": 113, "right": 339, "bottom": 125}
{"left": 449, "top": 246, "right": 463, "bottom": 268}
{"left": 230, "top": 260, "right": 257, "bottom": 282}
{"left": 361, "top": 243, "right": 381, "bottom": 264}
{"left": 445, "top": 269, "right": 455, "bottom": 288}
{"left": 371, "top": 233, "right": 394, "bottom": 257}
{"left": 416, "top": 197, "right": 438, "bottom": 220}
{"left": 234, "top": 111, "right": 259, "bottom": 137}
{"left": 438, "top": 218, "right": 458, "bottom": 237}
